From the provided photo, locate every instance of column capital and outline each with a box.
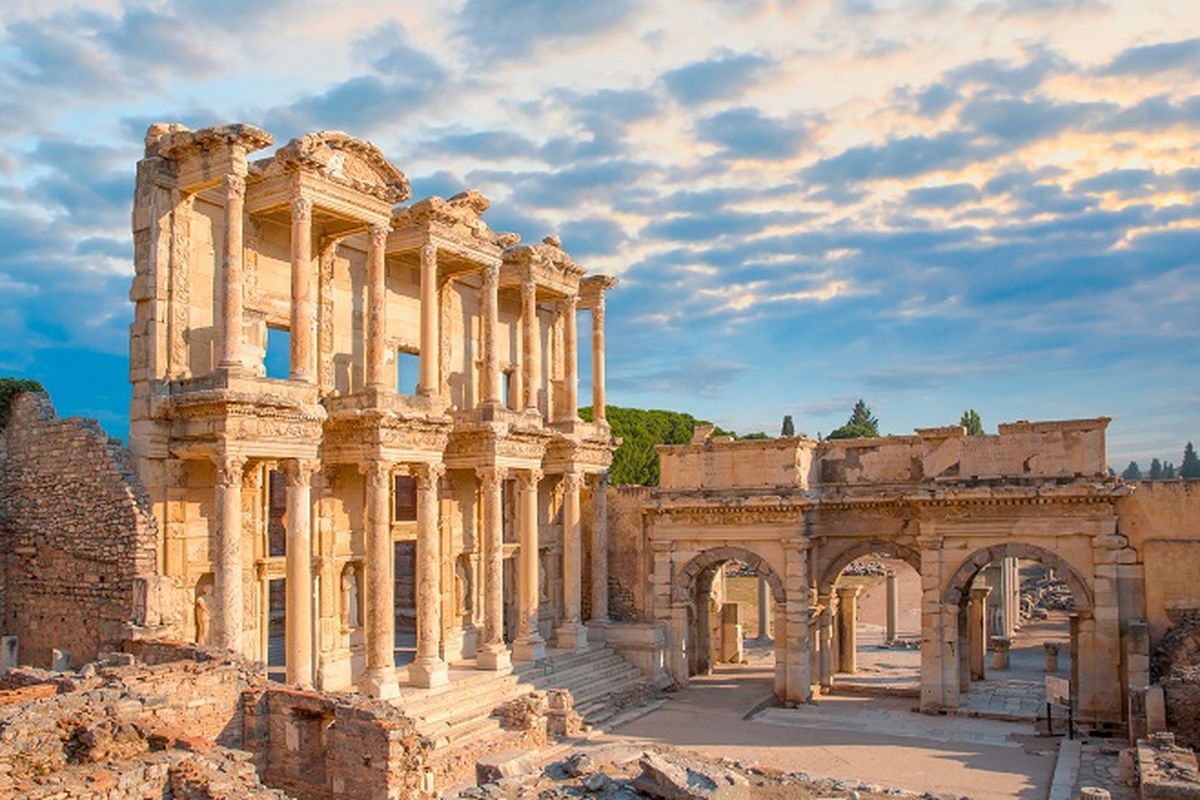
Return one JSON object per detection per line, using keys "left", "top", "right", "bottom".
{"left": 561, "top": 470, "right": 584, "bottom": 491}
{"left": 420, "top": 242, "right": 437, "bottom": 264}
{"left": 214, "top": 454, "right": 247, "bottom": 487}
{"left": 592, "top": 295, "right": 605, "bottom": 325}
{"left": 562, "top": 293, "right": 578, "bottom": 313}
{"left": 413, "top": 461, "right": 446, "bottom": 490}
{"left": 360, "top": 461, "right": 393, "bottom": 489}
{"left": 969, "top": 585, "right": 992, "bottom": 601}
{"left": 516, "top": 468, "right": 543, "bottom": 489}
{"left": 836, "top": 584, "right": 862, "bottom": 599}
{"left": 521, "top": 276, "right": 537, "bottom": 298}
{"left": 369, "top": 222, "right": 390, "bottom": 248}
{"left": 591, "top": 471, "right": 610, "bottom": 490}
{"left": 475, "top": 464, "right": 507, "bottom": 489}
{"left": 291, "top": 195, "right": 313, "bottom": 221}
{"left": 225, "top": 173, "right": 246, "bottom": 199}
{"left": 283, "top": 458, "right": 320, "bottom": 487}
{"left": 482, "top": 262, "right": 500, "bottom": 287}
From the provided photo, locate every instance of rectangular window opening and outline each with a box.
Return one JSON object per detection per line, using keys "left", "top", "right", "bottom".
{"left": 393, "top": 474, "right": 417, "bottom": 522}
{"left": 268, "top": 469, "right": 287, "bottom": 557}
{"left": 396, "top": 350, "right": 420, "bottom": 395}
{"left": 265, "top": 326, "right": 291, "bottom": 380}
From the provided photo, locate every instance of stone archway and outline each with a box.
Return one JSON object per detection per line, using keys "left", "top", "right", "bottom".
{"left": 937, "top": 542, "right": 1094, "bottom": 721}
{"left": 818, "top": 539, "right": 922, "bottom": 596}
{"left": 672, "top": 545, "right": 786, "bottom": 607}
{"left": 942, "top": 543, "right": 1093, "bottom": 611}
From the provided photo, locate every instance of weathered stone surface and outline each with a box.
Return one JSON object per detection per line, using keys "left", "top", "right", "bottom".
{"left": 632, "top": 751, "right": 749, "bottom": 800}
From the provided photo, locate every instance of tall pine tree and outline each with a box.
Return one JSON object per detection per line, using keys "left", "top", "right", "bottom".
{"left": 959, "top": 409, "right": 983, "bottom": 435}
{"left": 781, "top": 415, "right": 795, "bottom": 437}
{"left": 1149, "top": 458, "right": 1163, "bottom": 479}
{"left": 828, "top": 399, "right": 880, "bottom": 440}
{"left": 1121, "top": 461, "right": 1142, "bottom": 480}
{"left": 1182, "top": 442, "right": 1200, "bottom": 478}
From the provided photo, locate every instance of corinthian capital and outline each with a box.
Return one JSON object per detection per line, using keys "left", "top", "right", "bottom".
{"left": 284, "top": 458, "right": 321, "bottom": 487}
{"left": 291, "top": 196, "right": 313, "bottom": 221}
{"left": 413, "top": 461, "right": 446, "bottom": 490}
{"left": 475, "top": 465, "right": 506, "bottom": 490}
{"left": 214, "top": 454, "right": 247, "bottom": 487}
{"left": 369, "top": 223, "right": 390, "bottom": 249}
{"left": 482, "top": 263, "right": 499, "bottom": 290}
{"left": 360, "top": 461, "right": 393, "bottom": 490}
{"left": 224, "top": 173, "right": 246, "bottom": 200}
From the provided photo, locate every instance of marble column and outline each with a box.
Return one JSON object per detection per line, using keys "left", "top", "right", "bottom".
{"left": 818, "top": 594, "right": 833, "bottom": 691}
{"left": 885, "top": 571, "right": 899, "bottom": 644}
{"left": 213, "top": 454, "right": 246, "bottom": 653}
{"left": 969, "top": 585, "right": 990, "bottom": 681}
{"left": 591, "top": 295, "right": 606, "bottom": 423}
{"left": 556, "top": 471, "right": 588, "bottom": 651}
{"left": 783, "top": 543, "right": 810, "bottom": 704}
{"left": 589, "top": 472, "right": 610, "bottom": 625}
{"left": 756, "top": 573, "right": 771, "bottom": 641}
{"left": 217, "top": 174, "right": 246, "bottom": 369}
{"left": 513, "top": 469, "right": 545, "bottom": 661}
{"left": 521, "top": 279, "right": 539, "bottom": 413}
{"left": 361, "top": 462, "right": 399, "bottom": 698}
{"left": 836, "top": 584, "right": 861, "bottom": 674}
{"left": 289, "top": 197, "right": 315, "bottom": 382}
{"left": 365, "top": 223, "right": 388, "bottom": 389}
{"left": 284, "top": 459, "right": 316, "bottom": 687}
{"left": 418, "top": 243, "right": 439, "bottom": 397}
{"left": 481, "top": 264, "right": 501, "bottom": 406}
{"left": 475, "top": 466, "right": 511, "bottom": 670}
{"left": 411, "top": 462, "right": 448, "bottom": 687}
{"left": 561, "top": 294, "right": 578, "bottom": 421}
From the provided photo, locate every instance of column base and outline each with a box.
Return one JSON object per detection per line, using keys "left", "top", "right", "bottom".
{"left": 475, "top": 643, "right": 511, "bottom": 671}
{"left": 555, "top": 622, "right": 589, "bottom": 652}
{"left": 585, "top": 619, "right": 610, "bottom": 645}
{"left": 408, "top": 656, "right": 450, "bottom": 688}
{"left": 512, "top": 634, "right": 546, "bottom": 662}
{"left": 360, "top": 667, "right": 401, "bottom": 700}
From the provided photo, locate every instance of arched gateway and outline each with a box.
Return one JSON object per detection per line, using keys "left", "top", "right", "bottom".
{"left": 646, "top": 420, "right": 1139, "bottom": 730}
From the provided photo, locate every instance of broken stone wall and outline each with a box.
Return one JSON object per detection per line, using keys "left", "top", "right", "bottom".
{"left": 243, "top": 685, "right": 433, "bottom": 800}
{"left": 608, "top": 485, "right": 651, "bottom": 620}
{"left": 0, "top": 392, "right": 171, "bottom": 669}
{"left": 0, "top": 646, "right": 280, "bottom": 799}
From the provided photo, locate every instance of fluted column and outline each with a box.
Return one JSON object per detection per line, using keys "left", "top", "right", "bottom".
{"left": 366, "top": 224, "right": 389, "bottom": 389}
{"left": 361, "top": 462, "right": 399, "bottom": 698}
{"left": 218, "top": 174, "right": 246, "bottom": 368}
{"left": 556, "top": 470, "right": 588, "bottom": 651}
{"left": 562, "top": 294, "right": 578, "bottom": 421}
{"left": 481, "top": 263, "right": 501, "bottom": 406}
{"left": 289, "top": 197, "right": 314, "bottom": 382}
{"left": 418, "top": 243, "right": 439, "bottom": 397}
{"left": 411, "top": 462, "right": 449, "bottom": 687}
{"left": 589, "top": 472, "right": 610, "bottom": 624}
{"left": 476, "top": 466, "right": 511, "bottom": 670}
{"left": 213, "top": 454, "right": 246, "bottom": 652}
{"left": 284, "top": 459, "right": 317, "bottom": 687}
{"left": 591, "top": 295, "right": 606, "bottom": 423}
{"left": 513, "top": 469, "right": 545, "bottom": 661}
{"left": 522, "top": 279, "right": 540, "bottom": 413}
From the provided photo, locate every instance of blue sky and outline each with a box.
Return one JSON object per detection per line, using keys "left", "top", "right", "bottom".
{"left": 0, "top": 0, "right": 1197, "bottom": 468}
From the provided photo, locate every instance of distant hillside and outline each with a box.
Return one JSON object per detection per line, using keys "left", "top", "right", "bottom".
{"left": 579, "top": 405, "right": 730, "bottom": 486}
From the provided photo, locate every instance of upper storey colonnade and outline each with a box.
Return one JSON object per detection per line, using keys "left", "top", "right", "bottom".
{"left": 132, "top": 123, "right": 613, "bottom": 425}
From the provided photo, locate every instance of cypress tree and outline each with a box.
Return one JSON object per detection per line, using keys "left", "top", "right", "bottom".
{"left": 1182, "top": 442, "right": 1200, "bottom": 478}
{"left": 781, "top": 415, "right": 795, "bottom": 437}
{"left": 1121, "top": 461, "right": 1142, "bottom": 480}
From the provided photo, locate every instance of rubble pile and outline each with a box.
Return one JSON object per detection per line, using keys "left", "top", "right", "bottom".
{"left": 1019, "top": 572, "right": 1075, "bottom": 621}
{"left": 843, "top": 560, "right": 888, "bottom": 578}
{"left": 457, "top": 744, "right": 945, "bottom": 800}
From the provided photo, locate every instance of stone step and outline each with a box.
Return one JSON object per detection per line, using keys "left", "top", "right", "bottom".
{"left": 426, "top": 713, "right": 505, "bottom": 750}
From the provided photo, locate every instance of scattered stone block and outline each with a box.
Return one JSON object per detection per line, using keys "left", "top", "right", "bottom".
{"left": 476, "top": 750, "right": 540, "bottom": 785}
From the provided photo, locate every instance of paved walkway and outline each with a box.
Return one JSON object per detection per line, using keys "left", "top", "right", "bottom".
{"left": 603, "top": 663, "right": 1058, "bottom": 800}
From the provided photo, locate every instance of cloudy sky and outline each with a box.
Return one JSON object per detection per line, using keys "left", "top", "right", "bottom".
{"left": 0, "top": 0, "right": 1197, "bottom": 468}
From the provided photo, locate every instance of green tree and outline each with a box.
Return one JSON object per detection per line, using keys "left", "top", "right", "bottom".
{"left": 579, "top": 405, "right": 723, "bottom": 486}
{"left": 959, "top": 409, "right": 983, "bottom": 435}
{"left": 0, "top": 377, "right": 44, "bottom": 430}
{"left": 1165, "top": 462, "right": 1177, "bottom": 479}
{"left": 1121, "top": 461, "right": 1142, "bottom": 480}
{"left": 781, "top": 415, "right": 795, "bottom": 437}
{"left": 1182, "top": 442, "right": 1200, "bottom": 479}
{"left": 828, "top": 399, "right": 880, "bottom": 440}
{"left": 1149, "top": 458, "right": 1164, "bottom": 480}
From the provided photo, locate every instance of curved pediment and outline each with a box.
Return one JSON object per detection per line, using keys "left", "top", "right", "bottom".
{"left": 273, "top": 131, "right": 410, "bottom": 204}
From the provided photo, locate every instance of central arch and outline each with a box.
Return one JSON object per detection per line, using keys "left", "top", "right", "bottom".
{"left": 817, "top": 539, "right": 922, "bottom": 596}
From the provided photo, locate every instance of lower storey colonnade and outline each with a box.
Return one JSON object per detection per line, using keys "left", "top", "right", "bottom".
{"left": 196, "top": 453, "right": 611, "bottom": 698}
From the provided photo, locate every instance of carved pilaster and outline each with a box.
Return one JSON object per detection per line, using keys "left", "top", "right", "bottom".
{"left": 317, "top": 239, "right": 336, "bottom": 393}
{"left": 167, "top": 193, "right": 192, "bottom": 379}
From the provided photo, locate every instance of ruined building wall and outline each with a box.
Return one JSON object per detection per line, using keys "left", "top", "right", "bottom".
{"left": 607, "top": 486, "right": 652, "bottom": 620}
{"left": 0, "top": 392, "right": 166, "bottom": 668}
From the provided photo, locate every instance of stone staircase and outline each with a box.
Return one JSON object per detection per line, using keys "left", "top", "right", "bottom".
{"left": 395, "top": 642, "right": 653, "bottom": 779}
